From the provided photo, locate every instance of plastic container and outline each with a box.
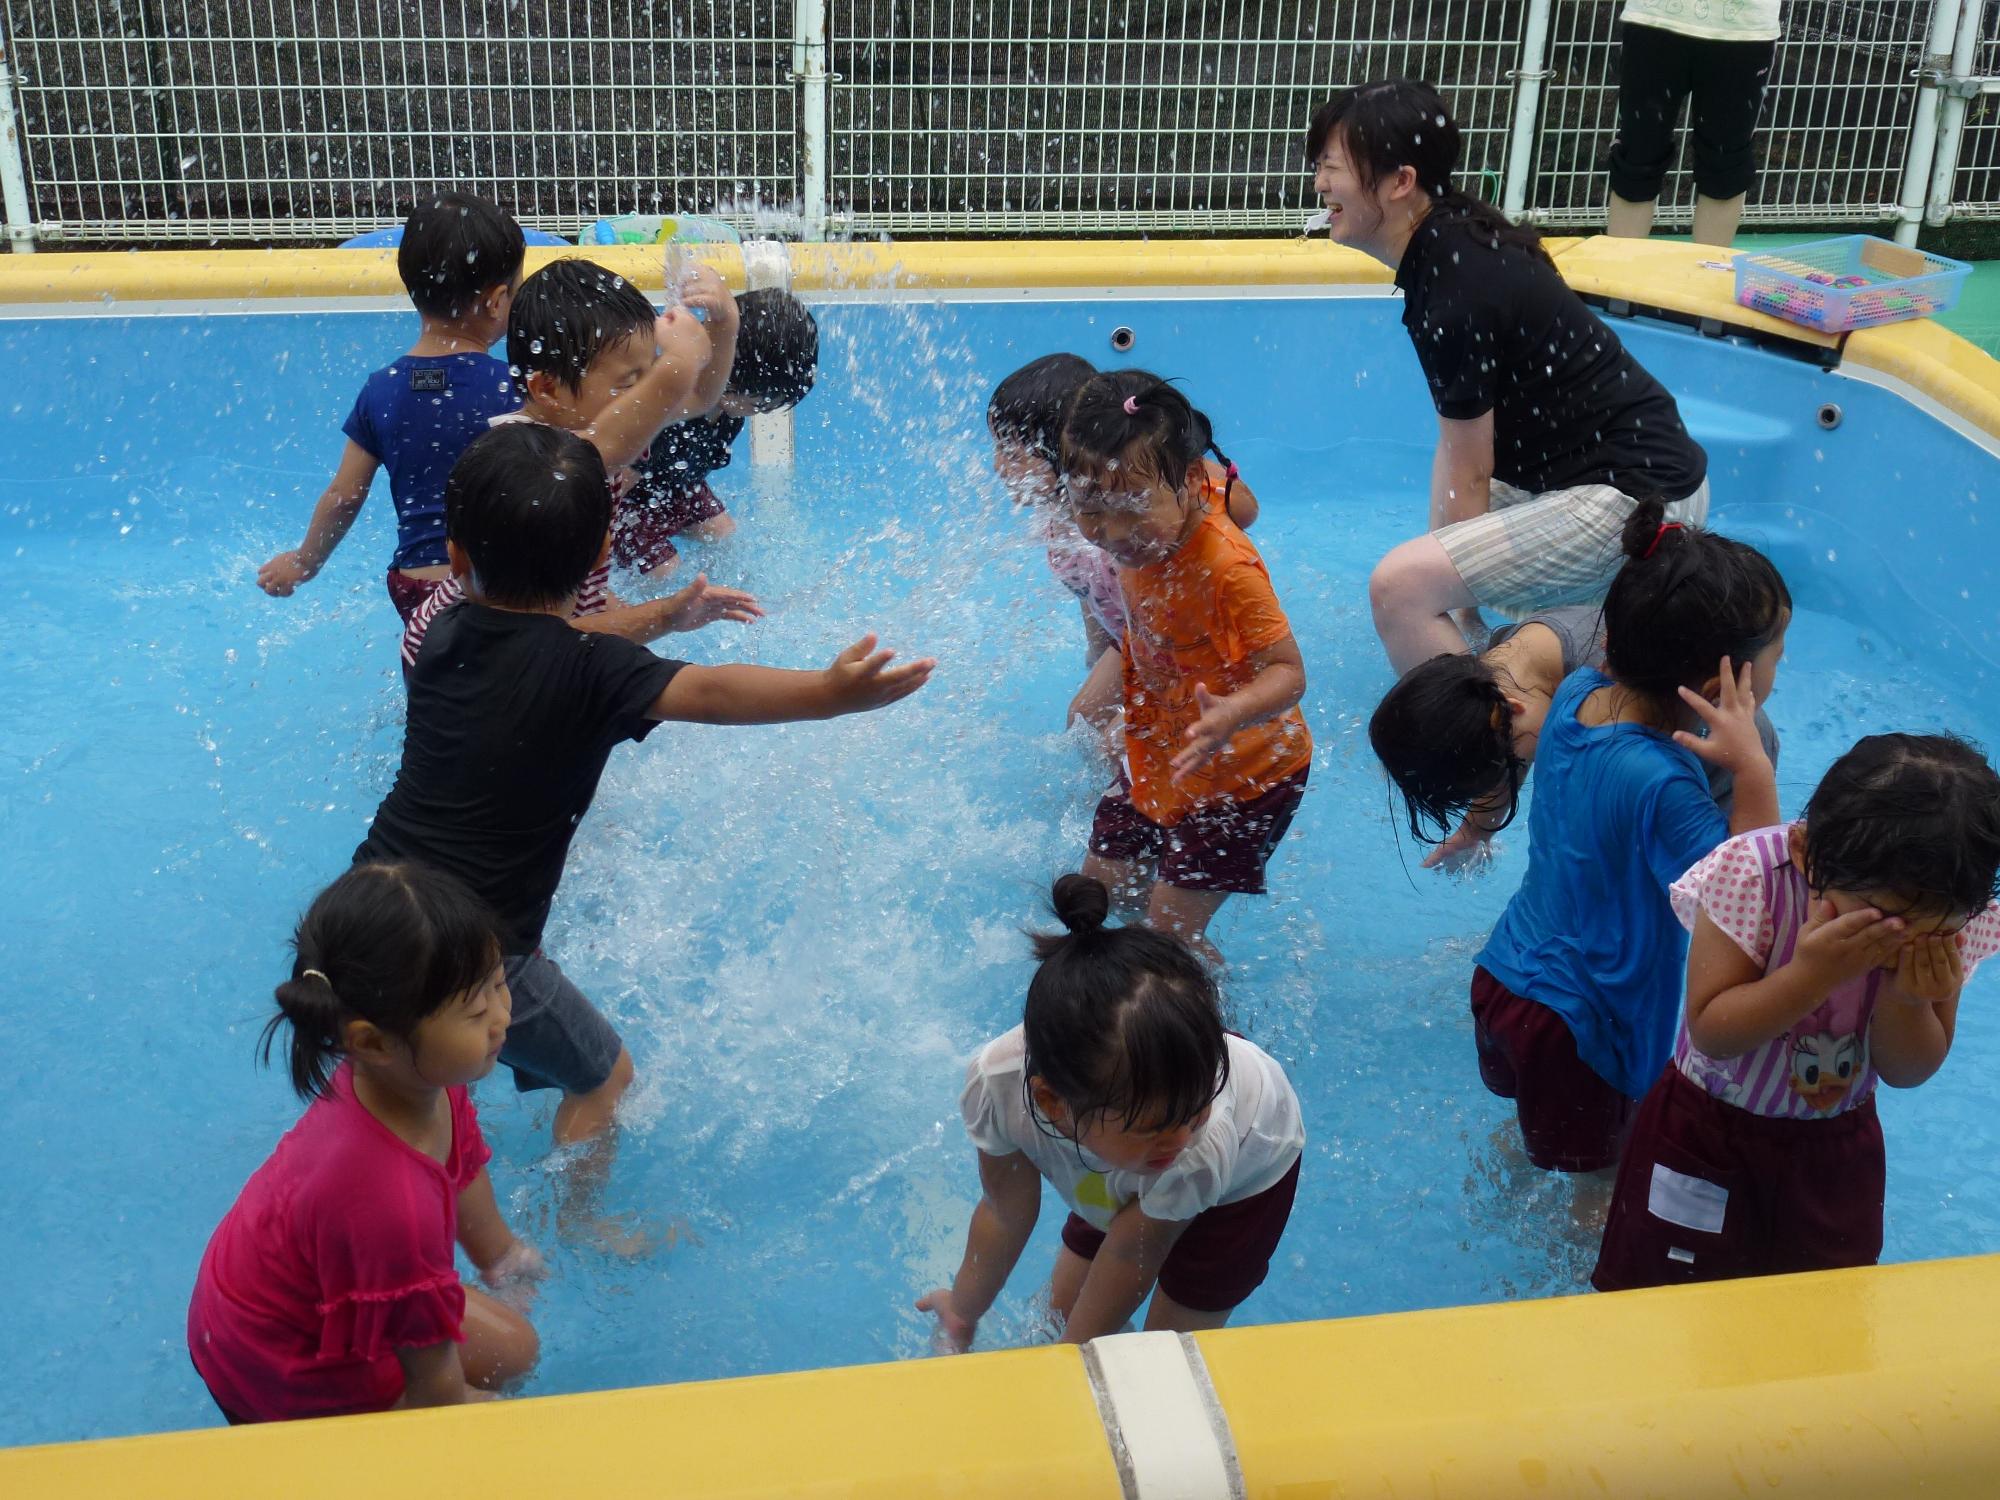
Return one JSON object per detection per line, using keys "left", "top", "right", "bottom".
{"left": 581, "top": 213, "right": 742, "bottom": 247}
{"left": 338, "top": 225, "right": 571, "bottom": 249}
{"left": 1732, "top": 235, "right": 1970, "bottom": 333}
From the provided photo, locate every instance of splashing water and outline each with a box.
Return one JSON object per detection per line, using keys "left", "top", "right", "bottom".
{"left": 1, "top": 285, "right": 1999, "bottom": 1442}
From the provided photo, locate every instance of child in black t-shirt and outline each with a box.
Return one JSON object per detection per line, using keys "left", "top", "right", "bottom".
{"left": 356, "top": 421, "right": 932, "bottom": 1243}
{"left": 613, "top": 289, "right": 820, "bottom": 575}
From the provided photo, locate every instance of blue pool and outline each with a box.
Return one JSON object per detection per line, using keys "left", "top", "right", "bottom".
{"left": 3, "top": 289, "right": 1998, "bottom": 1447}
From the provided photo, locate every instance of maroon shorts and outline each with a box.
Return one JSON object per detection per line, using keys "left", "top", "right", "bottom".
{"left": 385, "top": 569, "right": 448, "bottom": 623}
{"left": 1088, "top": 766, "right": 1308, "bottom": 896}
{"left": 612, "top": 484, "right": 727, "bottom": 572}
{"left": 1060, "top": 1156, "right": 1301, "bottom": 1313}
{"left": 1470, "top": 967, "right": 1637, "bottom": 1173}
{"left": 1592, "top": 1065, "right": 1886, "bottom": 1292}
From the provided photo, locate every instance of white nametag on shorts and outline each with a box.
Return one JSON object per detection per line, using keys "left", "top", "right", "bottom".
{"left": 1647, "top": 1163, "right": 1728, "bottom": 1234}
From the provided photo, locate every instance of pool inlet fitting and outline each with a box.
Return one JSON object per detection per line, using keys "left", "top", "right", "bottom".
{"left": 1109, "top": 325, "right": 1136, "bottom": 352}
{"left": 1817, "top": 402, "right": 1843, "bottom": 430}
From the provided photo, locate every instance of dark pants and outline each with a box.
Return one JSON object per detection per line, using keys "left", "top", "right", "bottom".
{"left": 1608, "top": 22, "right": 1777, "bottom": 203}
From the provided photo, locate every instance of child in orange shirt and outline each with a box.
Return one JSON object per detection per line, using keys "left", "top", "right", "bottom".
{"left": 1062, "top": 371, "right": 1312, "bottom": 964}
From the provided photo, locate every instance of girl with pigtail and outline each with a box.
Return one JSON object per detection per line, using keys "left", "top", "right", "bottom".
{"left": 919, "top": 874, "right": 1303, "bottom": 1348}
{"left": 986, "top": 353, "right": 1259, "bottom": 759}
{"left": 1468, "top": 500, "right": 1789, "bottom": 1183}
{"left": 1059, "top": 369, "right": 1312, "bottom": 965}
{"left": 187, "top": 862, "right": 542, "bottom": 1423}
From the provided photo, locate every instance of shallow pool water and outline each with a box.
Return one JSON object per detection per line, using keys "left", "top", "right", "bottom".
{"left": 3, "top": 292, "right": 1998, "bottom": 1445}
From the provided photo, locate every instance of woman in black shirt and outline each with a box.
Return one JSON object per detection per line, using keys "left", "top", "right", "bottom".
{"left": 1305, "top": 79, "right": 1710, "bottom": 672}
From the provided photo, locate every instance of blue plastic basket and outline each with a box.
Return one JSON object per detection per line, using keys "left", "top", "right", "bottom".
{"left": 1733, "top": 235, "right": 1970, "bottom": 333}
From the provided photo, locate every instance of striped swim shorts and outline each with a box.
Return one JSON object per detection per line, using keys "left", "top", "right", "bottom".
{"left": 1437, "top": 477, "right": 1711, "bottom": 618}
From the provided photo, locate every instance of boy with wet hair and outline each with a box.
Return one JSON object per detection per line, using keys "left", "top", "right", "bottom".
{"left": 614, "top": 288, "right": 821, "bottom": 573}
{"left": 398, "top": 254, "right": 755, "bottom": 668}
{"left": 258, "top": 190, "right": 527, "bottom": 620}
{"left": 359, "top": 421, "right": 934, "bottom": 1237}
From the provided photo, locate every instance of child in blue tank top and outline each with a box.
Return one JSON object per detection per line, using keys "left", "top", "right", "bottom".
{"left": 256, "top": 192, "right": 526, "bottom": 622}
{"left": 1471, "top": 500, "right": 1788, "bottom": 1181}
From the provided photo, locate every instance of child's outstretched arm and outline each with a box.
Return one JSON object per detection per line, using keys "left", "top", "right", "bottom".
{"left": 1170, "top": 634, "right": 1307, "bottom": 782}
{"left": 916, "top": 1150, "right": 1041, "bottom": 1353}
{"left": 257, "top": 440, "right": 379, "bottom": 595}
{"left": 1872, "top": 935, "right": 1966, "bottom": 1087}
{"left": 572, "top": 574, "right": 764, "bottom": 645}
{"left": 648, "top": 632, "right": 934, "bottom": 724}
{"left": 584, "top": 309, "right": 714, "bottom": 472}
{"left": 1060, "top": 1201, "right": 1190, "bottom": 1343}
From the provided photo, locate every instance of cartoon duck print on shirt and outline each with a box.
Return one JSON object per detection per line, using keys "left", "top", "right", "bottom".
{"left": 1789, "top": 1030, "right": 1863, "bottom": 1113}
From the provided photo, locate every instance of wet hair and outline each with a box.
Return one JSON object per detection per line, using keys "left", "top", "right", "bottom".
{"left": 1303, "top": 79, "right": 1551, "bottom": 266}
{"left": 989, "top": 353, "right": 1098, "bottom": 465}
{"left": 507, "top": 257, "right": 657, "bottom": 393}
{"left": 1801, "top": 734, "right": 2000, "bottom": 916}
{"left": 728, "top": 289, "right": 820, "bottom": 408}
{"left": 261, "top": 862, "right": 502, "bottom": 1101}
{"left": 1022, "top": 874, "right": 1229, "bottom": 1135}
{"left": 1059, "top": 369, "right": 1240, "bottom": 507}
{"left": 397, "top": 191, "right": 526, "bottom": 321}
{"left": 1601, "top": 496, "right": 1791, "bottom": 710}
{"left": 1371, "top": 651, "right": 1531, "bottom": 843}
{"left": 445, "top": 422, "right": 612, "bottom": 607}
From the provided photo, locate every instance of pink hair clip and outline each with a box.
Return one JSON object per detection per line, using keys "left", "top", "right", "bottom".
{"left": 1122, "top": 394, "right": 1140, "bottom": 415}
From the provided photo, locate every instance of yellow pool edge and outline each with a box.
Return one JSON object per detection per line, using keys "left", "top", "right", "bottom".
{"left": 1, "top": 237, "right": 1994, "bottom": 439}
{"left": 5, "top": 1255, "right": 1997, "bottom": 1498}
{"left": 4, "top": 239, "right": 1999, "bottom": 1494}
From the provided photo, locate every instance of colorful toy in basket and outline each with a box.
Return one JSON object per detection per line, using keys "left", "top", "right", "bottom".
{"left": 1733, "top": 235, "right": 1970, "bottom": 333}
{"left": 582, "top": 213, "right": 743, "bottom": 248}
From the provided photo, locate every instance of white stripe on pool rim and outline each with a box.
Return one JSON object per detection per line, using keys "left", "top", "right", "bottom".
{"left": 1082, "top": 1329, "right": 1246, "bottom": 1500}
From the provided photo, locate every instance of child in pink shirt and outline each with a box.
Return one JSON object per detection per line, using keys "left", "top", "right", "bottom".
{"left": 188, "top": 862, "right": 542, "bottom": 1422}
{"left": 1595, "top": 733, "right": 2000, "bottom": 1290}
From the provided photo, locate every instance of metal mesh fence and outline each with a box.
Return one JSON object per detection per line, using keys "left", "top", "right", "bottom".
{"left": 2, "top": 1, "right": 796, "bottom": 243}
{"left": 1942, "top": 1, "right": 2000, "bottom": 220}
{"left": 0, "top": 0, "right": 1991, "bottom": 245}
{"left": 824, "top": 0, "right": 1521, "bottom": 236}
{"left": 1530, "top": 1, "right": 1935, "bottom": 229}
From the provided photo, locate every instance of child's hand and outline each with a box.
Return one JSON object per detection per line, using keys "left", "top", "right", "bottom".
{"left": 1890, "top": 932, "right": 1965, "bottom": 1004}
{"left": 1793, "top": 898, "right": 1905, "bottom": 987}
{"left": 1170, "top": 683, "right": 1239, "bottom": 782}
{"left": 481, "top": 1240, "right": 547, "bottom": 1313}
{"left": 676, "top": 262, "right": 737, "bottom": 328}
{"left": 821, "top": 634, "right": 935, "bottom": 715}
{"left": 1421, "top": 815, "right": 1497, "bottom": 872}
{"left": 257, "top": 549, "right": 314, "bottom": 596}
{"left": 915, "top": 1288, "right": 975, "bottom": 1354}
{"left": 1673, "top": 657, "right": 1770, "bottom": 776}
{"left": 665, "top": 574, "right": 764, "bottom": 633}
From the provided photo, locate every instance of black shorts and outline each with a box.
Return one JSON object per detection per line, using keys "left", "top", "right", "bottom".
{"left": 1608, "top": 22, "right": 1777, "bottom": 202}
{"left": 1088, "top": 766, "right": 1308, "bottom": 896}
{"left": 500, "top": 950, "right": 624, "bottom": 1095}
{"left": 1060, "top": 1156, "right": 1301, "bottom": 1313}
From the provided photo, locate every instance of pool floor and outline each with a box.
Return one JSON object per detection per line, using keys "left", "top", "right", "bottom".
{"left": 2, "top": 300, "right": 1998, "bottom": 1445}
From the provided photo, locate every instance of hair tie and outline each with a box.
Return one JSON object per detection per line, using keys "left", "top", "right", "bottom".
{"left": 1122, "top": 394, "right": 1141, "bottom": 415}
{"left": 1225, "top": 461, "right": 1240, "bottom": 480}
{"left": 301, "top": 969, "right": 331, "bottom": 985}
{"left": 1642, "top": 521, "right": 1684, "bottom": 560}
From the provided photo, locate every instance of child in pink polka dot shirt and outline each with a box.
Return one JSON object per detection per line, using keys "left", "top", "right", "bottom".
{"left": 1595, "top": 733, "right": 2000, "bottom": 1290}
